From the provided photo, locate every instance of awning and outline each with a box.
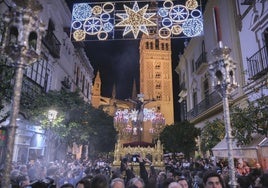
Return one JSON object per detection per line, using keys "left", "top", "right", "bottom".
{"left": 259, "top": 138, "right": 268, "bottom": 158}
{"left": 212, "top": 135, "right": 267, "bottom": 158}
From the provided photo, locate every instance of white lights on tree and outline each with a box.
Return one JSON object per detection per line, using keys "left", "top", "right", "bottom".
{"left": 70, "top": 0, "right": 203, "bottom": 41}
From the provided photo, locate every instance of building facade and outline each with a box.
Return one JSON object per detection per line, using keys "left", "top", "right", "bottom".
{"left": 175, "top": 0, "right": 268, "bottom": 168}
{"left": 176, "top": 0, "right": 244, "bottom": 128}
{"left": 0, "top": 0, "right": 94, "bottom": 163}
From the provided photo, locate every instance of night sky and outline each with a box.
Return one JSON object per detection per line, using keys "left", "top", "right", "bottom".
{"left": 65, "top": 0, "right": 195, "bottom": 121}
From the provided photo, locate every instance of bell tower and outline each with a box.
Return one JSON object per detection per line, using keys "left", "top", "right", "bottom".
{"left": 139, "top": 35, "right": 174, "bottom": 125}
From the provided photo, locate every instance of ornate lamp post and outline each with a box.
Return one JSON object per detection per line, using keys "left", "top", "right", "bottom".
{"left": 209, "top": 7, "right": 238, "bottom": 187}
{"left": 209, "top": 46, "right": 238, "bottom": 188}
{"left": 0, "top": 1, "right": 45, "bottom": 187}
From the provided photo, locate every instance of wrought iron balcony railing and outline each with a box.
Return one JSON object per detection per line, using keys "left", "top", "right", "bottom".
{"left": 187, "top": 91, "right": 222, "bottom": 120}
{"left": 247, "top": 45, "right": 268, "bottom": 80}
{"left": 22, "top": 76, "right": 44, "bottom": 99}
{"left": 42, "top": 32, "right": 61, "bottom": 58}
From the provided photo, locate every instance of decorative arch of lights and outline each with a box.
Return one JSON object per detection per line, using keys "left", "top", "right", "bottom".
{"left": 71, "top": 0, "right": 203, "bottom": 41}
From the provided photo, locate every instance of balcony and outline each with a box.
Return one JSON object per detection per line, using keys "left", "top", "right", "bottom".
{"left": 241, "top": 0, "right": 254, "bottom": 5}
{"left": 22, "top": 77, "right": 44, "bottom": 99}
{"left": 178, "top": 82, "right": 187, "bottom": 99}
{"left": 247, "top": 45, "right": 268, "bottom": 80}
{"left": 42, "top": 32, "right": 61, "bottom": 58}
{"left": 195, "top": 51, "right": 208, "bottom": 74}
{"left": 187, "top": 91, "right": 222, "bottom": 121}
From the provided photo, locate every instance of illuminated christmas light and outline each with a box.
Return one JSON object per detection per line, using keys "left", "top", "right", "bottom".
{"left": 182, "top": 18, "right": 203, "bottom": 37}
{"left": 115, "top": 1, "right": 156, "bottom": 39}
{"left": 169, "top": 5, "right": 189, "bottom": 23}
{"left": 73, "top": 29, "right": 86, "bottom": 41}
{"left": 70, "top": 0, "right": 204, "bottom": 41}
{"left": 186, "top": 0, "right": 199, "bottom": 10}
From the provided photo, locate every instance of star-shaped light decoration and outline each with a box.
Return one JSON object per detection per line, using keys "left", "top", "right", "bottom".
{"left": 115, "top": 1, "right": 156, "bottom": 39}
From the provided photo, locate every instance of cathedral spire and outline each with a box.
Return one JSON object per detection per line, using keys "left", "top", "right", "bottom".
{"left": 112, "top": 83, "right": 116, "bottom": 99}
{"left": 131, "top": 78, "right": 137, "bottom": 99}
{"left": 91, "top": 71, "right": 101, "bottom": 108}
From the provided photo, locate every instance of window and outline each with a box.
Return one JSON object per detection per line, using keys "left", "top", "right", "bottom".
{"left": 155, "top": 62, "right": 160, "bottom": 69}
{"left": 191, "top": 59, "right": 195, "bottom": 72}
{"left": 203, "top": 76, "right": 209, "bottom": 106}
{"left": 87, "top": 82, "right": 90, "bottom": 98}
{"left": 155, "top": 39, "right": 159, "bottom": 49}
{"left": 82, "top": 75, "right": 85, "bottom": 92}
{"left": 28, "top": 32, "right": 37, "bottom": 50}
{"left": 155, "top": 72, "right": 161, "bottom": 79}
{"left": 193, "top": 90, "right": 197, "bottom": 107}
{"left": 146, "top": 42, "right": 149, "bottom": 49}
{"left": 25, "top": 57, "right": 49, "bottom": 88}
{"left": 9, "top": 27, "right": 18, "bottom": 45}
{"left": 156, "top": 93, "right": 162, "bottom": 100}
{"left": 166, "top": 43, "right": 169, "bottom": 50}
{"left": 75, "top": 66, "right": 80, "bottom": 85}
{"left": 155, "top": 81, "right": 161, "bottom": 89}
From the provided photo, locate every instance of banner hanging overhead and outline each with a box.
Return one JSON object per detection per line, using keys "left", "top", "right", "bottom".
{"left": 70, "top": 0, "right": 203, "bottom": 41}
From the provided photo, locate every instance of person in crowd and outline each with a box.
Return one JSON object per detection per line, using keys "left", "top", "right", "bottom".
{"left": 137, "top": 155, "right": 149, "bottom": 186}
{"left": 260, "top": 173, "right": 268, "bottom": 188}
{"left": 163, "top": 177, "right": 176, "bottom": 188}
{"left": 120, "top": 157, "right": 135, "bottom": 184}
{"left": 237, "top": 175, "right": 251, "bottom": 188}
{"left": 157, "top": 171, "right": 167, "bottom": 188}
{"left": 192, "top": 171, "right": 204, "bottom": 188}
{"left": 17, "top": 174, "right": 31, "bottom": 188}
{"left": 110, "top": 178, "right": 125, "bottom": 188}
{"left": 147, "top": 164, "right": 157, "bottom": 188}
{"left": 60, "top": 183, "right": 75, "bottom": 188}
{"left": 18, "top": 165, "right": 28, "bottom": 176}
{"left": 75, "top": 175, "right": 92, "bottom": 188}
{"left": 90, "top": 174, "right": 108, "bottom": 188}
{"left": 203, "top": 171, "right": 225, "bottom": 188}
{"left": 236, "top": 159, "right": 250, "bottom": 176}
{"left": 126, "top": 177, "right": 145, "bottom": 188}
{"left": 168, "top": 182, "right": 183, "bottom": 188}
{"left": 58, "top": 171, "right": 76, "bottom": 187}
{"left": 178, "top": 176, "right": 189, "bottom": 188}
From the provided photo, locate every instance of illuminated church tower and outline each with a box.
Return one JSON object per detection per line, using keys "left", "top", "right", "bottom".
{"left": 139, "top": 31, "right": 174, "bottom": 125}
{"left": 91, "top": 71, "right": 101, "bottom": 108}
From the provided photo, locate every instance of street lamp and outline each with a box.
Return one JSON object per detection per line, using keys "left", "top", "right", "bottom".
{"left": 48, "top": 110, "right": 58, "bottom": 122}
{"left": 208, "top": 6, "right": 238, "bottom": 187}
{"left": 0, "top": 1, "right": 45, "bottom": 187}
{"left": 209, "top": 46, "right": 238, "bottom": 188}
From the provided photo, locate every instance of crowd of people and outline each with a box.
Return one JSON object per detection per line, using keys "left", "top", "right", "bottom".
{"left": 1, "top": 153, "right": 268, "bottom": 188}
